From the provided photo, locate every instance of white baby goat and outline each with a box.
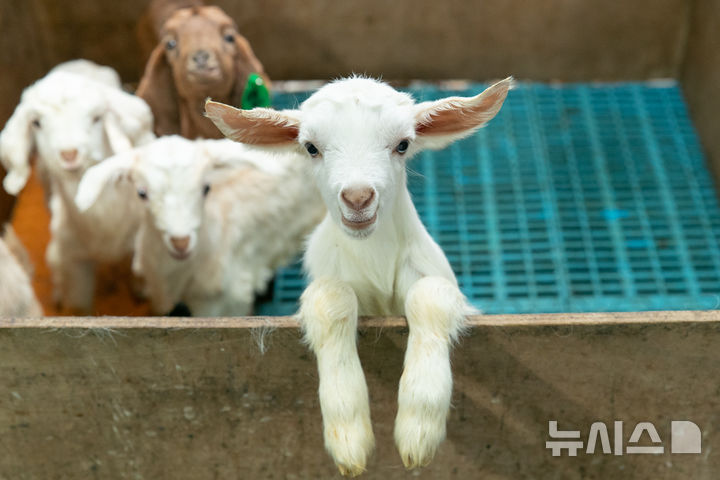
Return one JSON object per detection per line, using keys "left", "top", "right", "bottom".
{"left": 206, "top": 76, "right": 512, "bottom": 475}
{"left": 75, "top": 135, "right": 324, "bottom": 316}
{"left": 0, "top": 224, "right": 43, "bottom": 317}
{"left": 0, "top": 61, "right": 155, "bottom": 313}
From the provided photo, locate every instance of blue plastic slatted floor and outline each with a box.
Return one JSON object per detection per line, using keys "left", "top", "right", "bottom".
{"left": 255, "top": 81, "right": 720, "bottom": 315}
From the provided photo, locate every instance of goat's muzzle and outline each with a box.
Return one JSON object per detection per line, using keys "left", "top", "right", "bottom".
{"left": 341, "top": 187, "right": 374, "bottom": 211}
{"left": 169, "top": 235, "right": 192, "bottom": 259}
{"left": 339, "top": 186, "right": 378, "bottom": 232}
{"left": 60, "top": 149, "right": 81, "bottom": 170}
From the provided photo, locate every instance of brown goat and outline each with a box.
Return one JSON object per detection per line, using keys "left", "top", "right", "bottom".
{"left": 136, "top": 5, "right": 270, "bottom": 138}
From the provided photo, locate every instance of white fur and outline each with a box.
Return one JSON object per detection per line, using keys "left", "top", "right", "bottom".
{"left": 75, "top": 135, "right": 325, "bottom": 316}
{"left": 206, "top": 76, "right": 512, "bottom": 474}
{"left": 0, "top": 225, "right": 43, "bottom": 317}
{"left": 50, "top": 59, "right": 122, "bottom": 89}
{"left": 0, "top": 60, "right": 155, "bottom": 313}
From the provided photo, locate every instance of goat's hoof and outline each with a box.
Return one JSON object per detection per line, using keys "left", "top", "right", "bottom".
{"left": 394, "top": 412, "right": 446, "bottom": 469}
{"left": 337, "top": 463, "right": 365, "bottom": 477}
{"left": 325, "top": 419, "right": 374, "bottom": 477}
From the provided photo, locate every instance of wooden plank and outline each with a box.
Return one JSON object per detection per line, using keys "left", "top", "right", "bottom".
{"left": 0, "top": 317, "right": 717, "bottom": 478}
{"left": 1, "top": 310, "right": 719, "bottom": 329}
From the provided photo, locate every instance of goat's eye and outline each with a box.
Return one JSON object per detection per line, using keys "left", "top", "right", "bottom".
{"left": 395, "top": 140, "right": 409, "bottom": 154}
{"left": 92, "top": 115, "right": 102, "bottom": 124}
{"left": 31, "top": 119, "right": 41, "bottom": 129}
{"left": 202, "top": 184, "right": 211, "bottom": 196}
{"left": 165, "top": 39, "right": 177, "bottom": 51}
{"left": 137, "top": 188, "right": 148, "bottom": 200}
{"left": 223, "top": 33, "right": 235, "bottom": 43}
{"left": 305, "top": 142, "right": 320, "bottom": 157}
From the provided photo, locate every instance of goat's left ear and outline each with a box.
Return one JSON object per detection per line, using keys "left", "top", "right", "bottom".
{"left": 75, "top": 150, "right": 137, "bottom": 212}
{"left": 414, "top": 77, "right": 513, "bottom": 150}
{"left": 204, "top": 100, "right": 301, "bottom": 146}
{"left": 104, "top": 87, "right": 156, "bottom": 154}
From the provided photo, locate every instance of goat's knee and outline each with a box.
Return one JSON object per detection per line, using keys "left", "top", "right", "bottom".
{"left": 395, "top": 276, "right": 469, "bottom": 469}
{"left": 298, "top": 278, "right": 374, "bottom": 476}
{"left": 405, "top": 276, "right": 469, "bottom": 342}
{"left": 299, "top": 277, "right": 359, "bottom": 350}
{"left": 46, "top": 239, "right": 95, "bottom": 313}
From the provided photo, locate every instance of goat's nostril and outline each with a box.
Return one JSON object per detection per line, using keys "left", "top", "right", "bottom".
{"left": 192, "top": 50, "right": 210, "bottom": 66}
{"left": 341, "top": 187, "right": 375, "bottom": 211}
{"left": 60, "top": 149, "right": 78, "bottom": 162}
{"left": 170, "top": 236, "right": 191, "bottom": 253}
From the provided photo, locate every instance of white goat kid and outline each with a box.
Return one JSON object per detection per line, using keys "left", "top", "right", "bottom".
{"left": 0, "top": 61, "right": 155, "bottom": 313}
{"left": 75, "top": 135, "right": 324, "bottom": 316}
{"left": 0, "top": 224, "right": 43, "bottom": 317}
{"left": 206, "top": 76, "right": 512, "bottom": 474}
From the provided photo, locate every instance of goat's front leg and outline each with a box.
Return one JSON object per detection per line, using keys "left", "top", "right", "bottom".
{"left": 46, "top": 236, "right": 95, "bottom": 314}
{"left": 395, "top": 276, "right": 468, "bottom": 468}
{"left": 299, "top": 278, "right": 374, "bottom": 477}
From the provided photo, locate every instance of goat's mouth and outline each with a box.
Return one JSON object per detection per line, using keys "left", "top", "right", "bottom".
{"left": 60, "top": 161, "right": 82, "bottom": 172}
{"left": 188, "top": 67, "right": 222, "bottom": 83}
{"left": 341, "top": 212, "right": 378, "bottom": 231}
{"left": 169, "top": 250, "right": 192, "bottom": 260}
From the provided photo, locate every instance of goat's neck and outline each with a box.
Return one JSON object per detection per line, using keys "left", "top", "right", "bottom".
{"left": 179, "top": 96, "right": 226, "bottom": 139}
{"left": 52, "top": 173, "right": 83, "bottom": 215}
{"left": 319, "top": 186, "right": 420, "bottom": 280}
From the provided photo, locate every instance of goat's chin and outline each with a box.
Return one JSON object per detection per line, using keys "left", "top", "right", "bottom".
{"left": 343, "top": 225, "right": 376, "bottom": 239}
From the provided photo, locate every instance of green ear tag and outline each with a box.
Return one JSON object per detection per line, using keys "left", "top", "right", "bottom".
{"left": 242, "top": 73, "right": 271, "bottom": 109}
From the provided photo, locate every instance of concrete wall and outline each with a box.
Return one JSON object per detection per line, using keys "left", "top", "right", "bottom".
{"left": 1, "top": 312, "right": 717, "bottom": 479}
{"left": 0, "top": 0, "right": 696, "bottom": 224}
{"left": 681, "top": 0, "right": 720, "bottom": 187}
{"left": 0, "top": 0, "right": 690, "bottom": 123}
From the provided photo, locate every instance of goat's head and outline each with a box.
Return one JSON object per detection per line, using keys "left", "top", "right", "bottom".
{"left": 75, "top": 135, "right": 272, "bottom": 260}
{"left": 0, "top": 70, "right": 153, "bottom": 195}
{"left": 137, "top": 5, "right": 268, "bottom": 134}
{"left": 205, "top": 77, "right": 512, "bottom": 239}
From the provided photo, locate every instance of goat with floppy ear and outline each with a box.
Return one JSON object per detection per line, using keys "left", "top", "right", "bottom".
{"left": 76, "top": 136, "right": 324, "bottom": 316}
{"left": 0, "top": 60, "right": 155, "bottom": 314}
{"left": 206, "top": 77, "right": 512, "bottom": 475}
{"left": 0, "top": 62, "right": 154, "bottom": 196}
{"left": 136, "top": 5, "right": 270, "bottom": 139}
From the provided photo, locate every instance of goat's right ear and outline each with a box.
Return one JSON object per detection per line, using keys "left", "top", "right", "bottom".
{"left": 204, "top": 100, "right": 301, "bottom": 146}
{"left": 0, "top": 102, "right": 35, "bottom": 195}
{"left": 414, "top": 77, "right": 513, "bottom": 151}
{"left": 75, "top": 150, "right": 137, "bottom": 212}
{"left": 136, "top": 43, "right": 179, "bottom": 136}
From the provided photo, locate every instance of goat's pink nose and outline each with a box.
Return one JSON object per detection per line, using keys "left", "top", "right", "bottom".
{"left": 170, "top": 236, "right": 191, "bottom": 253}
{"left": 341, "top": 187, "right": 375, "bottom": 211}
{"left": 60, "top": 149, "right": 78, "bottom": 162}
